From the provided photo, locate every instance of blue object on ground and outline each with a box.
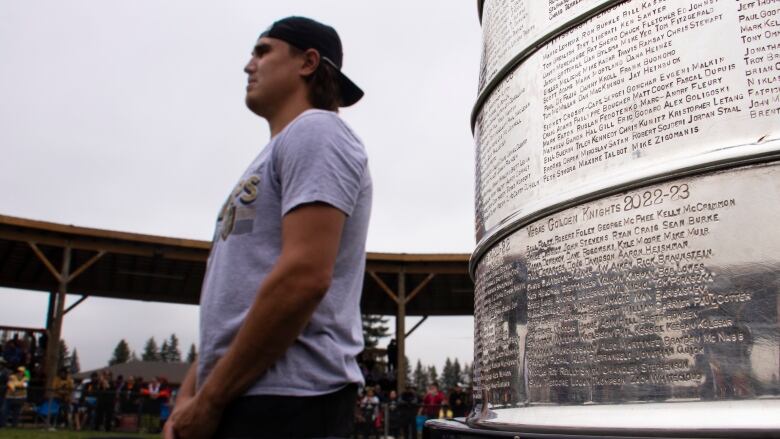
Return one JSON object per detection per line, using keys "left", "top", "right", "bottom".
{"left": 416, "top": 415, "right": 427, "bottom": 432}
{"left": 37, "top": 399, "right": 59, "bottom": 417}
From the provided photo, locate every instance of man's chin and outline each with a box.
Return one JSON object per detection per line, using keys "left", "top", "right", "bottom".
{"left": 245, "top": 96, "right": 266, "bottom": 117}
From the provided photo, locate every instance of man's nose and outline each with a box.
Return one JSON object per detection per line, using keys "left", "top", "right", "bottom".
{"left": 244, "top": 59, "right": 255, "bottom": 74}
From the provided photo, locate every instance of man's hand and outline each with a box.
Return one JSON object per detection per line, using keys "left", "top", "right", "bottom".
{"left": 164, "top": 393, "right": 222, "bottom": 439}
{"left": 163, "top": 361, "right": 198, "bottom": 439}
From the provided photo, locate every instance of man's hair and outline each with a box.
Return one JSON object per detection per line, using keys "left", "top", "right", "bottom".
{"left": 289, "top": 46, "right": 342, "bottom": 111}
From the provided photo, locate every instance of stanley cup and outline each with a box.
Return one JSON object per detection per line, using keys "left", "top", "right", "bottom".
{"left": 468, "top": 0, "right": 780, "bottom": 435}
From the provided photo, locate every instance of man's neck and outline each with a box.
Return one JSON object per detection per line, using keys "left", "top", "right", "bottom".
{"left": 267, "top": 95, "right": 316, "bottom": 138}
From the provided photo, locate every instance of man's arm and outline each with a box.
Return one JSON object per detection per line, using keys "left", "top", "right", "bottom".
{"left": 175, "top": 361, "right": 197, "bottom": 403}
{"left": 168, "top": 203, "right": 346, "bottom": 438}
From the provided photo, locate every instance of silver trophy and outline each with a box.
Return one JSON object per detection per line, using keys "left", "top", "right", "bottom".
{"left": 428, "top": 0, "right": 780, "bottom": 437}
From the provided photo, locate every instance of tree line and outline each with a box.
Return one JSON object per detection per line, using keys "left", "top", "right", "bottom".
{"left": 102, "top": 315, "right": 472, "bottom": 387}
{"left": 108, "top": 334, "right": 197, "bottom": 366}
{"left": 409, "top": 357, "right": 472, "bottom": 391}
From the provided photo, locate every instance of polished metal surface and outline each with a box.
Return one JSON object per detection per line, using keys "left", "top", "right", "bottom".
{"left": 477, "top": 0, "right": 621, "bottom": 95}
{"left": 473, "top": 0, "right": 780, "bottom": 247}
{"left": 471, "top": 1, "right": 780, "bottom": 433}
{"left": 471, "top": 163, "right": 780, "bottom": 432}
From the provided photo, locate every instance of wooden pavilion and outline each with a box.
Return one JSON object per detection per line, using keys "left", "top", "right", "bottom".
{"left": 0, "top": 214, "right": 474, "bottom": 394}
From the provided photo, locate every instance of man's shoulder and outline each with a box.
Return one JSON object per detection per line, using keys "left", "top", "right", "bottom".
{"left": 286, "top": 109, "right": 347, "bottom": 134}
{"left": 275, "top": 109, "right": 367, "bottom": 167}
{"left": 285, "top": 110, "right": 362, "bottom": 145}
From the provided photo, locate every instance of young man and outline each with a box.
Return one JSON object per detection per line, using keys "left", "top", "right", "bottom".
{"left": 165, "top": 16, "right": 371, "bottom": 439}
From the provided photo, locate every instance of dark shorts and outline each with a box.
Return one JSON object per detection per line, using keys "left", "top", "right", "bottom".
{"left": 215, "top": 383, "right": 357, "bottom": 439}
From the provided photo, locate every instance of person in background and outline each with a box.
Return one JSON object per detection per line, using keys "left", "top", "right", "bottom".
{"left": 448, "top": 383, "right": 469, "bottom": 418}
{"left": 118, "top": 376, "right": 139, "bottom": 415}
{"left": 157, "top": 377, "right": 172, "bottom": 431}
{"left": 419, "top": 382, "right": 445, "bottom": 421}
{"left": 386, "top": 389, "right": 401, "bottom": 438}
{"left": 3, "top": 337, "right": 22, "bottom": 369}
{"left": 113, "top": 374, "right": 124, "bottom": 406}
{"left": 386, "top": 339, "right": 397, "bottom": 373}
{"left": 94, "top": 371, "right": 115, "bottom": 431}
{"left": 70, "top": 378, "right": 83, "bottom": 431}
{"left": 398, "top": 385, "right": 419, "bottom": 439}
{"left": 77, "top": 373, "right": 99, "bottom": 430}
{"left": 6, "top": 366, "right": 28, "bottom": 427}
{"left": 0, "top": 358, "right": 10, "bottom": 429}
{"left": 373, "top": 383, "right": 385, "bottom": 402}
{"left": 52, "top": 367, "right": 75, "bottom": 427}
{"left": 358, "top": 387, "right": 380, "bottom": 438}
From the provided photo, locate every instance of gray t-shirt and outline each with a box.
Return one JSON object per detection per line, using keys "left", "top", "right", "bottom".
{"left": 197, "top": 109, "right": 372, "bottom": 396}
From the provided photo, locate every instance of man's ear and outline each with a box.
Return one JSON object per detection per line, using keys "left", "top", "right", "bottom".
{"left": 300, "top": 48, "right": 321, "bottom": 77}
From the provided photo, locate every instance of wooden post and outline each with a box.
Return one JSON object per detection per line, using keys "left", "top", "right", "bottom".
{"left": 43, "top": 246, "right": 70, "bottom": 397}
{"left": 45, "top": 291, "right": 56, "bottom": 331}
{"left": 396, "top": 271, "right": 406, "bottom": 392}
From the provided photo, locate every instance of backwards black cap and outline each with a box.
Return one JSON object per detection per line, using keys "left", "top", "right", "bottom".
{"left": 261, "top": 16, "right": 364, "bottom": 107}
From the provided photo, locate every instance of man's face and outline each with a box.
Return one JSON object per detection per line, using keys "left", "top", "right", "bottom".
{"left": 244, "top": 37, "right": 307, "bottom": 117}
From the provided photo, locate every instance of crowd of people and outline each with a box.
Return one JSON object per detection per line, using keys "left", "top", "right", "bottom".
{"left": 352, "top": 342, "right": 473, "bottom": 437}
{"left": 52, "top": 370, "right": 174, "bottom": 432}
{"left": 354, "top": 382, "right": 471, "bottom": 438}
{"left": 0, "top": 329, "right": 178, "bottom": 432}
{"left": 0, "top": 360, "right": 174, "bottom": 432}
{"left": 2, "top": 329, "right": 469, "bottom": 436}
{"left": 1, "top": 330, "right": 46, "bottom": 428}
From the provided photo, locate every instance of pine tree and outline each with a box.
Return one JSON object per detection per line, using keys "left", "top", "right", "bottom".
{"left": 460, "top": 362, "right": 472, "bottom": 386}
{"left": 404, "top": 355, "right": 413, "bottom": 386}
{"left": 442, "top": 357, "right": 459, "bottom": 390}
{"left": 186, "top": 343, "right": 198, "bottom": 363}
{"left": 70, "top": 349, "right": 81, "bottom": 373}
{"left": 361, "top": 314, "right": 390, "bottom": 348}
{"left": 166, "top": 334, "right": 182, "bottom": 362}
{"left": 427, "top": 365, "right": 439, "bottom": 386}
{"left": 413, "top": 360, "right": 428, "bottom": 391}
{"left": 453, "top": 358, "right": 462, "bottom": 386}
{"left": 109, "top": 339, "right": 131, "bottom": 366}
{"left": 58, "top": 340, "right": 70, "bottom": 370}
{"left": 142, "top": 337, "right": 160, "bottom": 361}
{"left": 160, "top": 340, "right": 170, "bottom": 362}
{"left": 130, "top": 350, "right": 139, "bottom": 362}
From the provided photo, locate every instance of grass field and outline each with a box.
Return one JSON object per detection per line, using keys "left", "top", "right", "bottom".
{"left": 0, "top": 428, "right": 159, "bottom": 439}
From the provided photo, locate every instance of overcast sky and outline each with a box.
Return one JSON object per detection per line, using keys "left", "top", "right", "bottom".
{"left": 0, "top": 1, "right": 482, "bottom": 372}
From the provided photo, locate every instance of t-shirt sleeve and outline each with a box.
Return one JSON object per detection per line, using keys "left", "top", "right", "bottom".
{"left": 275, "top": 113, "right": 367, "bottom": 217}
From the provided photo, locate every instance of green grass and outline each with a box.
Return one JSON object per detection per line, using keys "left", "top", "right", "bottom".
{"left": 0, "top": 428, "right": 159, "bottom": 439}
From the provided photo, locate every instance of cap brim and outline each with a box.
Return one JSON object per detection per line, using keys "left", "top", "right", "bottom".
{"left": 337, "top": 71, "right": 363, "bottom": 107}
